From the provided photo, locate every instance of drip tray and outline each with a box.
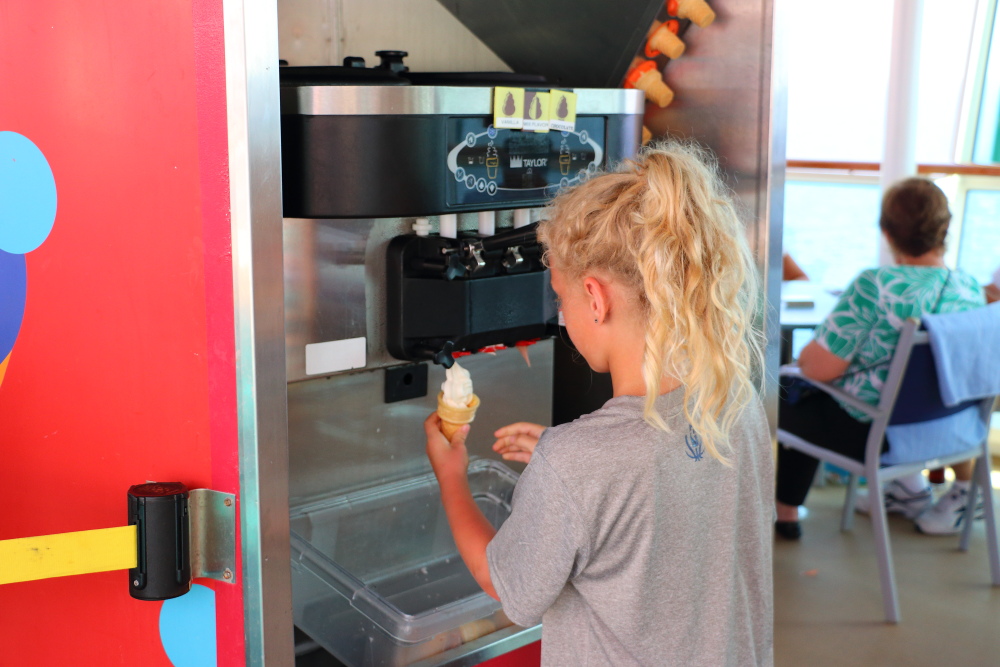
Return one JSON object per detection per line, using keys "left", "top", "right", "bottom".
{"left": 290, "top": 459, "right": 519, "bottom": 667}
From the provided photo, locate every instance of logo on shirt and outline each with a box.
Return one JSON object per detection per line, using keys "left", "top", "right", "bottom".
{"left": 685, "top": 426, "right": 704, "bottom": 461}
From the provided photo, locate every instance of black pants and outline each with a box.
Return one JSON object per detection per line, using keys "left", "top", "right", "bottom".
{"left": 776, "top": 382, "right": 886, "bottom": 507}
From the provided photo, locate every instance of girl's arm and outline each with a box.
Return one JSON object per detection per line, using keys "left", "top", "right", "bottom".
{"left": 424, "top": 413, "right": 499, "bottom": 600}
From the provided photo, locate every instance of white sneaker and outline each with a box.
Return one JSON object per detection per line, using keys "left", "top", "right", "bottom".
{"left": 854, "top": 480, "right": 933, "bottom": 520}
{"left": 915, "top": 484, "right": 984, "bottom": 536}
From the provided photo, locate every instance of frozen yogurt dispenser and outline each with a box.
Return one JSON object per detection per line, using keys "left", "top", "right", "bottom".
{"left": 281, "top": 64, "right": 643, "bottom": 665}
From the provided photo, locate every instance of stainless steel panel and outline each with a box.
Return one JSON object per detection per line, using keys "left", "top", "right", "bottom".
{"left": 643, "top": 0, "right": 783, "bottom": 430}
{"left": 284, "top": 218, "right": 370, "bottom": 381}
{"left": 281, "top": 85, "right": 645, "bottom": 116}
{"left": 408, "top": 624, "right": 542, "bottom": 667}
{"left": 288, "top": 340, "right": 552, "bottom": 507}
{"left": 285, "top": 214, "right": 523, "bottom": 381}
{"left": 223, "top": 0, "right": 294, "bottom": 663}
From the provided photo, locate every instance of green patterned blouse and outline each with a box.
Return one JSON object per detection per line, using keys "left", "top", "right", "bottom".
{"left": 812, "top": 266, "right": 984, "bottom": 422}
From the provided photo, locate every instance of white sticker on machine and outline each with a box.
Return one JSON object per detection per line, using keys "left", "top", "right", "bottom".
{"left": 305, "top": 337, "right": 367, "bottom": 375}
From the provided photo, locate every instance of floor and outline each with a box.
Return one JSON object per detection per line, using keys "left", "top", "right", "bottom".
{"left": 773, "top": 470, "right": 1000, "bottom": 666}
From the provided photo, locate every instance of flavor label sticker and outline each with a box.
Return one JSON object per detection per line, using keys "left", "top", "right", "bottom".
{"left": 549, "top": 90, "right": 577, "bottom": 132}
{"left": 523, "top": 91, "right": 550, "bottom": 132}
{"left": 493, "top": 87, "right": 525, "bottom": 129}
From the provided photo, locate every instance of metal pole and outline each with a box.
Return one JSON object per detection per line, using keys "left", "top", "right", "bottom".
{"left": 880, "top": 0, "right": 925, "bottom": 266}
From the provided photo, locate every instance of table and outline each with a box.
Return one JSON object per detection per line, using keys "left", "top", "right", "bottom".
{"left": 779, "top": 281, "right": 840, "bottom": 364}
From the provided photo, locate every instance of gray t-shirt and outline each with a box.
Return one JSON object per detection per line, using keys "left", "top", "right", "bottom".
{"left": 486, "top": 389, "right": 774, "bottom": 667}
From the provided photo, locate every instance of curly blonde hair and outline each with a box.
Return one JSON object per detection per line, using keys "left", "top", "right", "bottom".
{"left": 538, "top": 140, "right": 764, "bottom": 463}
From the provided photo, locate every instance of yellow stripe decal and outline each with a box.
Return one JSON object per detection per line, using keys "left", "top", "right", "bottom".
{"left": 0, "top": 525, "right": 137, "bottom": 585}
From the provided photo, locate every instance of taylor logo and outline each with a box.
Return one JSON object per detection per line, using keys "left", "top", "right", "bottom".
{"left": 509, "top": 156, "right": 547, "bottom": 168}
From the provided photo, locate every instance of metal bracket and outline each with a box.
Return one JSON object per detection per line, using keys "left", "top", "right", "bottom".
{"left": 188, "top": 489, "right": 237, "bottom": 584}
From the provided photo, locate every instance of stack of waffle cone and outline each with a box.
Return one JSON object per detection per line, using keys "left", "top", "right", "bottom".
{"left": 437, "top": 391, "right": 481, "bottom": 440}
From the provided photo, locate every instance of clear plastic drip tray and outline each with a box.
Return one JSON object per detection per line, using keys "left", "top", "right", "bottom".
{"left": 290, "top": 459, "right": 519, "bottom": 667}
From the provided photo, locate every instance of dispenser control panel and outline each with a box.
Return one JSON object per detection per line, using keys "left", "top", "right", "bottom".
{"left": 445, "top": 117, "right": 605, "bottom": 207}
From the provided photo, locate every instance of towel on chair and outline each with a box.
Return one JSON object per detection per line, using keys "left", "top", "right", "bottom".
{"left": 884, "top": 407, "right": 985, "bottom": 465}
{"left": 922, "top": 303, "right": 1000, "bottom": 406}
{"left": 882, "top": 304, "right": 999, "bottom": 465}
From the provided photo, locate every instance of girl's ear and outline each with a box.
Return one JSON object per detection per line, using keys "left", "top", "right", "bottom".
{"left": 582, "top": 276, "right": 610, "bottom": 324}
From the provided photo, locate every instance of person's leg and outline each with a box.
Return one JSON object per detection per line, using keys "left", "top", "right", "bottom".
{"left": 777, "top": 391, "right": 873, "bottom": 503}
{"left": 776, "top": 388, "right": 875, "bottom": 530}
{"left": 952, "top": 460, "right": 974, "bottom": 481}
{"left": 915, "top": 459, "right": 980, "bottom": 535}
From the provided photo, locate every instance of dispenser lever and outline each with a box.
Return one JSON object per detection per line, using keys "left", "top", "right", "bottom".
{"left": 474, "top": 222, "right": 539, "bottom": 254}
{"left": 503, "top": 247, "right": 525, "bottom": 270}
{"left": 461, "top": 222, "right": 538, "bottom": 274}
{"left": 467, "top": 247, "right": 487, "bottom": 273}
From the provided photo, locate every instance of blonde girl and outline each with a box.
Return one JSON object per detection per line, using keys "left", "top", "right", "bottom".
{"left": 425, "top": 140, "right": 774, "bottom": 667}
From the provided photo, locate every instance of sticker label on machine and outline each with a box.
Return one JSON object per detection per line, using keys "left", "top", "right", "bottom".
{"left": 445, "top": 116, "right": 605, "bottom": 208}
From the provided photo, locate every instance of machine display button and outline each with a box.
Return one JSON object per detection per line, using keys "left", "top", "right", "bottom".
{"left": 456, "top": 167, "right": 465, "bottom": 181}
{"left": 466, "top": 175, "right": 476, "bottom": 190}
{"left": 486, "top": 181, "right": 498, "bottom": 196}
{"left": 476, "top": 178, "right": 487, "bottom": 192}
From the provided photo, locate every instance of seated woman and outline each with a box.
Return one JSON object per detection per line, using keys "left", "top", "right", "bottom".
{"left": 775, "top": 178, "right": 985, "bottom": 539}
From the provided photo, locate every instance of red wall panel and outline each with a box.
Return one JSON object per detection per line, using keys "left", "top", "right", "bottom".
{"left": 0, "top": 0, "right": 241, "bottom": 663}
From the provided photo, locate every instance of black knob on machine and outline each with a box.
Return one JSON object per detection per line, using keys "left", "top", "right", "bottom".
{"left": 375, "top": 50, "right": 409, "bottom": 73}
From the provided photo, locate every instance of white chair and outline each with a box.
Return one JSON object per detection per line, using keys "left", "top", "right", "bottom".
{"left": 777, "top": 316, "right": 1000, "bottom": 623}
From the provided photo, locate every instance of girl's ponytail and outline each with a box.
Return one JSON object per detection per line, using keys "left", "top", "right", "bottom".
{"left": 539, "top": 140, "right": 764, "bottom": 463}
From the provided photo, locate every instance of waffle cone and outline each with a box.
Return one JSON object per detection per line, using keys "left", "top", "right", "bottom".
{"left": 678, "top": 0, "right": 716, "bottom": 28}
{"left": 437, "top": 391, "right": 480, "bottom": 440}
{"left": 650, "top": 27, "right": 685, "bottom": 59}
{"left": 635, "top": 70, "right": 675, "bottom": 107}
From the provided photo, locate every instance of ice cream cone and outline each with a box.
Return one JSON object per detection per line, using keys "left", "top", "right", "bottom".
{"left": 437, "top": 391, "right": 480, "bottom": 440}
{"left": 634, "top": 69, "right": 674, "bottom": 107}
{"left": 677, "top": 0, "right": 716, "bottom": 28}
{"left": 648, "top": 24, "right": 685, "bottom": 60}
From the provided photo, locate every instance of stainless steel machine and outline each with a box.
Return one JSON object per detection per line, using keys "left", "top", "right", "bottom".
{"left": 281, "top": 62, "right": 646, "bottom": 665}
{"left": 214, "top": 0, "right": 783, "bottom": 663}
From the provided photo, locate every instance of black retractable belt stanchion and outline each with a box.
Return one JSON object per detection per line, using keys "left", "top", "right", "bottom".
{"left": 127, "top": 482, "right": 191, "bottom": 601}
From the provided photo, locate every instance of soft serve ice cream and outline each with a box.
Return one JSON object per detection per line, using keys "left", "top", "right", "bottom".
{"left": 441, "top": 362, "right": 474, "bottom": 408}
{"left": 437, "top": 362, "right": 480, "bottom": 439}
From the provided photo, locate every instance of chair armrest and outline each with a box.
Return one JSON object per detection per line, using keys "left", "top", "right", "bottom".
{"left": 778, "top": 365, "right": 881, "bottom": 419}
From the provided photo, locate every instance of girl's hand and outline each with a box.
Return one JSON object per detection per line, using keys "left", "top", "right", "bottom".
{"left": 425, "top": 412, "right": 470, "bottom": 482}
{"left": 492, "top": 422, "right": 546, "bottom": 464}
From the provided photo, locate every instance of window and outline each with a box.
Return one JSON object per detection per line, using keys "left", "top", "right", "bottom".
{"left": 957, "top": 189, "right": 1000, "bottom": 283}
{"left": 785, "top": 0, "right": 979, "bottom": 164}
{"left": 783, "top": 180, "right": 882, "bottom": 290}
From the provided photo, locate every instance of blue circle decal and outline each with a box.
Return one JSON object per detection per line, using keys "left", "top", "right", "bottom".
{"left": 0, "top": 250, "right": 27, "bottom": 360}
{"left": 0, "top": 131, "right": 57, "bottom": 254}
{"left": 159, "top": 584, "right": 217, "bottom": 667}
